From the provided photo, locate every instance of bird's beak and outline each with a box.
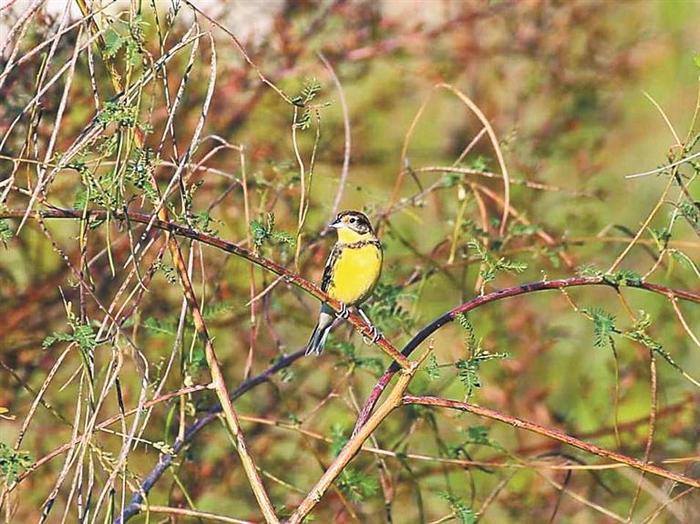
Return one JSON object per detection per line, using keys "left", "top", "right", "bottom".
{"left": 328, "top": 218, "right": 342, "bottom": 229}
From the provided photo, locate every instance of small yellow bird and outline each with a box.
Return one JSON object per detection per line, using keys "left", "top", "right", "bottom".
{"left": 305, "top": 210, "right": 383, "bottom": 355}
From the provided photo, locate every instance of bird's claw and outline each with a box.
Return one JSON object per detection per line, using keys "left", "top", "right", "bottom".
{"left": 337, "top": 302, "right": 350, "bottom": 319}
{"left": 363, "top": 325, "right": 382, "bottom": 345}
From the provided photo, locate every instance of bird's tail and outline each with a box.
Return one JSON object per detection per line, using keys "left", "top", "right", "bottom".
{"left": 305, "top": 306, "right": 335, "bottom": 355}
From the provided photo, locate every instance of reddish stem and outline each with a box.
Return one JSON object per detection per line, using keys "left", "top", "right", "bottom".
{"left": 352, "top": 276, "right": 699, "bottom": 433}
{"left": 402, "top": 395, "right": 700, "bottom": 489}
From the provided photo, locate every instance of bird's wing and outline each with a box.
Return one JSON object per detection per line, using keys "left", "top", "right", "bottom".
{"left": 321, "top": 244, "right": 341, "bottom": 293}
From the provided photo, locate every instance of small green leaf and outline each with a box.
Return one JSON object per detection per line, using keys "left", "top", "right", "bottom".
{"left": 679, "top": 200, "right": 699, "bottom": 226}
{"left": 330, "top": 424, "right": 348, "bottom": 457}
{"left": 365, "top": 283, "right": 416, "bottom": 333}
{"left": 454, "top": 314, "right": 507, "bottom": 399}
{"left": 425, "top": 353, "right": 441, "bottom": 380}
{"left": 577, "top": 264, "right": 603, "bottom": 278}
{"left": 336, "top": 468, "right": 378, "bottom": 502}
{"left": 154, "top": 263, "right": 177, "bottom": 284}
{"left": 624, "top": 311, "right": 683, "bottom": 373}
{"left": 104, "top": 30, "right": 125, "bottom": 58}
{"left": 187, "top": 347, "right": 207, "bottom": 373}
{"left": 649, "top": 226, "right": 671, "bottom": 248}
{"left": 465, "top": 426, "right": 490, "bottom": 445}
{"left": 43, "top": 318, "right": 97, "bottom": 353}
{"left": 293, "top": 110, "right": 313, "bottom": 130}
{"left": 603, "top": 269, "right": 643, "bottom": 287}
{"left": 270, "top": 230, "right": 295, "bottom": 246}
{"left": 142, "top": 317, "right": 175, "bottom": 336}
{"left": 0, "top": 442, "right": 32, "bottom": 486}
{"left": 509, "top": 223, "right": 541, "bottom": 236}
{"left": 0, "top": 220, "right": 13, "bottom": 246}
{"left": 468, "top": 239, "right": 527, "bottom": 284}
{"left": 193, "top": 211, "right": 218, "bottom": 235}
{"left": 670, "top": 249, "right": 700, "bottom": 278}
{"left": 42, "top": 332, "right": 73, "bottom": 349}
{"left": 152, "top": 441, "right": 175, "bottom": 455}
{"left": 439, "top": 492, "right": 477, "bottom": 524}
{"left": 582, "top": 308, "right": 618, "bottom": 349}
{"left": 298, "top": 78, "right": 322, "bottom": 105}
{"left": 249, "top": 213, "right": 294, "bottom": 251}
{"left": 329, "top": 341, "right": 384, "bottom": 374}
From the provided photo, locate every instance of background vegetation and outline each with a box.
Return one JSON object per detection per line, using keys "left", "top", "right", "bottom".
{"left": 1, "top": 1, "right": 699, "bottom": 522}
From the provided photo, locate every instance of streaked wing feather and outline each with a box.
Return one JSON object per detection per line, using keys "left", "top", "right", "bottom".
{"left": 321, "top": 245, "right": 341, "bottom": 292}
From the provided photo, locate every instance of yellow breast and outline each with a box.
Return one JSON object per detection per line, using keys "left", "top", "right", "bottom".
{"left": 328, "top": 244, "right": 382, "bottom": 305}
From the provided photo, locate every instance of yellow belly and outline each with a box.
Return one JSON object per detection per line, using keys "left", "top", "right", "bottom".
{"left": 328, "top": 244, "right": 382, "bottom": 305}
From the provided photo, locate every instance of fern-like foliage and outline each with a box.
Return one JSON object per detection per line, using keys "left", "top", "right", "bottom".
{"left": 292, "top": 78, "right": 323, "bottom": 130}
{"left": 0, "top": 219, "right": 12, "bottom": 246}
{"left": 330, "top": 424, "right": 349, "bottom": 457}
{"left": 0, "top": 442, "right": 32, "bottom": 486}
{"left": 336, "top": 467, "right": 378, "bottom": 502}
{"left": 250, "top": 212, "right": 295, "bottom": 252}
{"left": 468, "top": 239, "right": 527, "bottom": 285}
{"left": 454, "top": 314, "right": 508, "bottom": 399}
{"left": 623, "top": 310, "right": 682, "bottom": 372}
{"left": 43, "top": 315, "right": 98, "bottom": 354}
{"left": 331, "top": 341, "right": 384, "bottom": 374}
{"left": 440, "top": 492, "right": 477, "bottom": 523}
{"left": 582, "top": 307, "right": 619, "bottom": 350}
{"left": 365, "top": 283, "right": 416, "bottom": 334}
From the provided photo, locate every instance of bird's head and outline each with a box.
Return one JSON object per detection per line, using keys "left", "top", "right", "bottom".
{"left": 329, "top": 210, "right": 375, "bottom": 242}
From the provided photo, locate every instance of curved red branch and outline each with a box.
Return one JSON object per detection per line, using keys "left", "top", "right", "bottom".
{"left": 353, "top": 276, "right": 699, "bottom": 434}
{"left": 403, "top": 395, "right": 700, "bottom": 489}
{"left": 0, "top": 207, "right": 409, "bottom": 368}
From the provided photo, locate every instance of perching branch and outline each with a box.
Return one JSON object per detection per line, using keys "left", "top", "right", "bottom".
{"left": 0, "top": 207, "right": 410, "bottom": 368}
{"left": 4, "top": 208, "right": 698, "bottom": 520}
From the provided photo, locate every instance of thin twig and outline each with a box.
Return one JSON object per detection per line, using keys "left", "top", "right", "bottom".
{"left": 0, "top": 208, "right": 410, "bottom": 368}
{"left": 402, "top": 395, "right": 700, "bottom": 489}
{"left": 352, "top": 275, "right": 699, "bottom": 434}
{"left": 288, "top": 349, "right": 433, "bottom": 523}
{"left": 137, "top": 504, "right": 253, "bottom": 523}
{"left": 318, "top": 51, "right": 352, "bottom": 218}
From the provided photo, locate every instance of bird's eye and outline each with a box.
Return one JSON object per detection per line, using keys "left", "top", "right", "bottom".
{"left": 349, "top": 217, "right": 356, "bottom": 223}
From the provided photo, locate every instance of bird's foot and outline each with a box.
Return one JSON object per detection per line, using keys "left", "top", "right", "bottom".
{"left": 337, "top": 302, "right": 350, "bottom": 319}
{"left": 363, "top": 325, "right": 383, "bottom": 345}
